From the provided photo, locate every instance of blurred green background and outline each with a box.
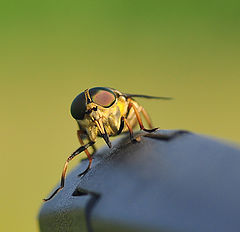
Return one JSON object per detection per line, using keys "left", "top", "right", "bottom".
{"left": 0, "top": 0, "right": 239, "bottom": 231}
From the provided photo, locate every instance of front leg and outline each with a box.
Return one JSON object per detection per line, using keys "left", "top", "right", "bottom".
{"left": 77, "top": 130, "right": 95, "bottom": 177}
{"left": 43, "top": 141, "right": 95, "bottom": 202}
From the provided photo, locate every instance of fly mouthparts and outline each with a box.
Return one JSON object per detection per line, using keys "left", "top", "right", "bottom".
{"left": 102, "top": 133, "right": 112, "bottom": 148}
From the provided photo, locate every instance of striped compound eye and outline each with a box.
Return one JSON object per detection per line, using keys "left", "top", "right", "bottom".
{"left": 89, "top": 87, "right": 116, "bottom": 107}
{"left": 70, "top": 92, "right": 86, "bottom": 120}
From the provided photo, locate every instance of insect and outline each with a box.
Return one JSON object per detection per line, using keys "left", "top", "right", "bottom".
{"left": 43, "top": 87, "right": 171, "bottom": 201}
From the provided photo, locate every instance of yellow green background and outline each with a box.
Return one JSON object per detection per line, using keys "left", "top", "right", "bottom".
{"left": 0, "top": 1, "right": 239, "bottom": 231}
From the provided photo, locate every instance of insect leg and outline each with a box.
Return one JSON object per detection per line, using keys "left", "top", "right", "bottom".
{"left": 43, "top": 141, "right": 95, "bottom": 202}
{"left": 140, "top": 107, "right": 153, "bottom": 129}
{"left": 78, "top": 129, "right": 97, "bottom": 153}
{"left": 77, "top": 130, "right": 94, "bottom": 177}
{"left": 117, "top": 116, "right": 125, "bottom": 135}
{"left": 86, "top": 133, "right": 97, "bottom": 153}
{"left": 116, "top": 116, "right": 137, "bottom": 142}
{"left": 129, "top": 101, "right": 158, "bottom": 133}
{"left": 77, "top": 130, "right": 92, "bottom": 158}
{"left": 123, "top": 117, "right": 136, "bottom": 142}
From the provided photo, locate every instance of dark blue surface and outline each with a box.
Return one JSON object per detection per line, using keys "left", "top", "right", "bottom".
{"left": 39, "top": 130, "right": 240, "bottom": 232}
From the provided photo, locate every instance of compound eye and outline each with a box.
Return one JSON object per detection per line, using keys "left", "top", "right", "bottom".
{"left": 70, "top": 92, "right": 86, "bottom": 120}
{"left": 89, "top": 87, "right": 116, "bottom": 107}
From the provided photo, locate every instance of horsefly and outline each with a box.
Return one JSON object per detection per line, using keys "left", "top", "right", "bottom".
{"left": 43, "top": 87, "right": 171, "bottom": 201}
